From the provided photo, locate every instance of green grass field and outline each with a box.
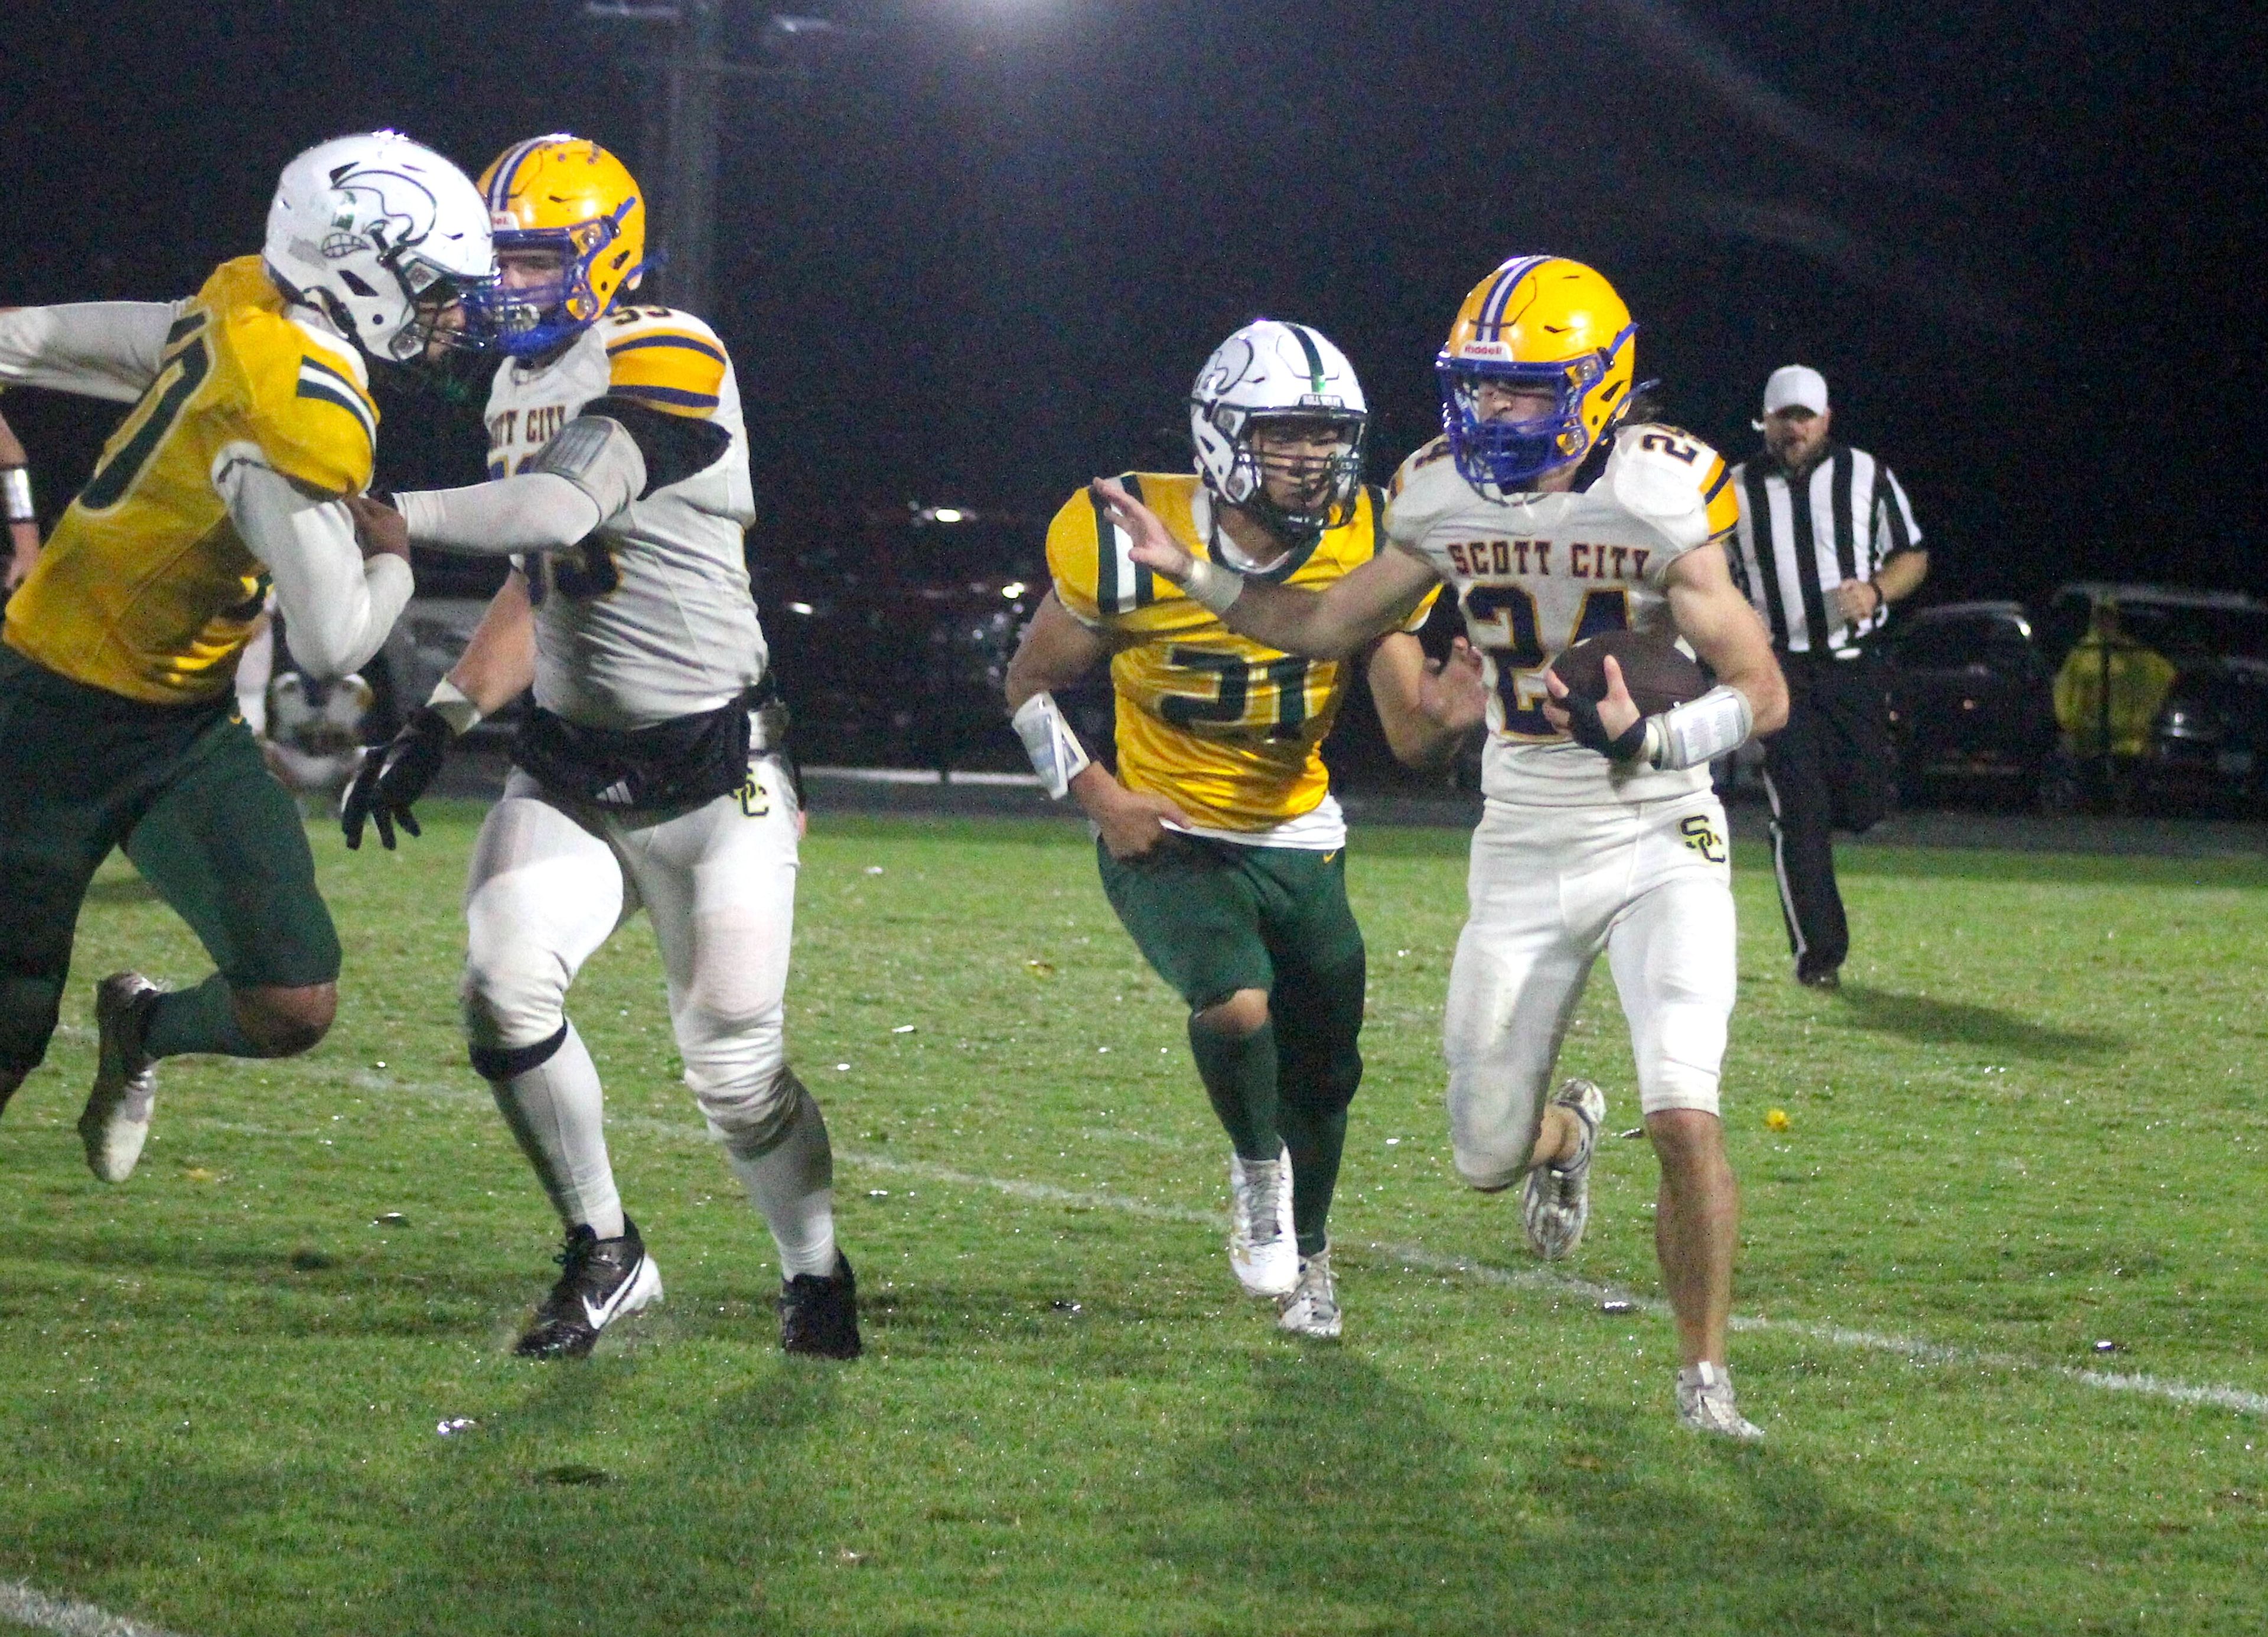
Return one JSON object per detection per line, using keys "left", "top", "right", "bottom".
{"left": 4, "top": 804, "right": 2266, "bottom": 1636}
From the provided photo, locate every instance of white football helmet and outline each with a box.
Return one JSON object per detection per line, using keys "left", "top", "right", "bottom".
{"left": 1188, "top": 319, "right": 1368, "bottom": 542}
{"left": 263, "top": 132, "right": 496, "bottom": 364}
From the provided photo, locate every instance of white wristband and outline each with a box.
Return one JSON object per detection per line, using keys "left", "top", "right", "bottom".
{"left": 1011, "top": 690, "right": 1092, "bottom": 800}
{"left": 1, "top": 466, "right": 32, "bottom": 524}
{"left": 1181, "top": 557, "right": 1245, "bottom": 617}
{"left": 426, "top": 676, "right": 483, "bottom": 737}
{"left": 1644, "top": 684, "right": 1753, "bottom": 770}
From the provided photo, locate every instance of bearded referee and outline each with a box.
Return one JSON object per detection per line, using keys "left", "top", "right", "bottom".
{"left": 1726, "top": 366, "right": 1926, "bottom": 989}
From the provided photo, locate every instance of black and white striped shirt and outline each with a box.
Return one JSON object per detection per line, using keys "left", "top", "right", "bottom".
{"left": 1727, "top": 445, "right": 1922, "bottom": 656}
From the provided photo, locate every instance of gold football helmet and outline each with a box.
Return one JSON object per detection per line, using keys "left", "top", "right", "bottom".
{"left": 474, "top": 135, "right": 647, "bottom": 355}
{"left": 1436, "top": 255, "right": 1636, "bottom": 488}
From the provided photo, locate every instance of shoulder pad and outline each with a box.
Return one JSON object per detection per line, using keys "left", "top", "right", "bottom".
{"left": 1047, "top": 473, "right": 1188, "bottom": 625}
{"left": 235, "top": 307, "right": 378, "bottom": 497}
{"left": 601, "top": 306, "right": 728, "bottom": 419}
{"left": 1604, "top": 425, "right": 1733, "bottom": 551}
{"left": 1383, "top": 436, "right": 1466, "bottom": 548}
{"left": 1045, "top": 487, "right": 1108, "bottom": 626}
{"left": 1388, "top": 435, "right": 1455, "bottom": 498}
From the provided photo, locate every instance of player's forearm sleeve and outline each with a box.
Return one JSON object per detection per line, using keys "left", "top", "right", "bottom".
{"left": 395, "top": 472, "right": 606, "bottom": 555}
{"left": 0, "top": 302, "right": 180, "bottom": 402}
{"left": 215, "top": 449, "right": 412, "bottom": 679}
{"left": 395, "top": 415, "right": 646, "bottom": 554}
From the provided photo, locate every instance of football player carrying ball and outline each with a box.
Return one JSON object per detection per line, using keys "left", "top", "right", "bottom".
{"left": 1105, "top": 258, "right": 1788, "bottom": 1438}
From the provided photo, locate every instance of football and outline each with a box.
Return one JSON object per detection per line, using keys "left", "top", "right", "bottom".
{"left": 1546, "top": 629, "right": 1710, "bottom": 716}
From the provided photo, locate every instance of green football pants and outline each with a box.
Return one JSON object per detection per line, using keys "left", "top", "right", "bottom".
{"left": 0, "top": 645, "right": 341, "bottom": 1072}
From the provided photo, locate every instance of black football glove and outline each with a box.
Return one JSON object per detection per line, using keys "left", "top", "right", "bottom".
{"left": 1558, "top": 688, "right": 1650, "bottom": 764}
{"left": 341, "top": 707, "right": 455, "bottom": 851}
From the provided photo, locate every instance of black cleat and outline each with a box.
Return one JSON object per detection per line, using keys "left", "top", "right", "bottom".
{"left": 1796, "top": 960, "right": 1842, "bottom": 990}
{"left": 514, "top": 1219, "right": 663, "bottom": 1359}
{"left": 779, "top": 1251, "right": 861, "bottom": 1359}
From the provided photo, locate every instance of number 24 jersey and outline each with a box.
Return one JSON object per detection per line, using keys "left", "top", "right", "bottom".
{"left": 1386, "top": 423, "right": 1739, "bottom": 808}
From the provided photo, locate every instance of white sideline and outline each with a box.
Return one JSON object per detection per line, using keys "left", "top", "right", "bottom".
{"left": 838, "top": 1148, "right": 2268, "bottom": 1419}
{"left": 0, "top": 1579, "right": 194, "bottom": 1637}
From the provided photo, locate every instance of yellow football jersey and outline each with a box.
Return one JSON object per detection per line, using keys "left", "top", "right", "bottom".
{"left": 5, "top": 256, "right": 379, "bottom": 703}
{"left": 1047, "top": 473, "right": 1438, "bottom": 832}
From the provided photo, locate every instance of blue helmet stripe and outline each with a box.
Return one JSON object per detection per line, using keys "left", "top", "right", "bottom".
{"left": 1478, "top": 254, "right": 1550, "bottom": 340}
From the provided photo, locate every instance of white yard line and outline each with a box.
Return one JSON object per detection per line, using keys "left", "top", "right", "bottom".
{"left": 0, "top": 1580, "right": 195, "bottom": 1637}
{"left": 96, "top": 1077, "right": 2268, "bottom": 1422}
{"left": 837, "top": 1147, "right": 2268, "bottom": 1418}
{"left": 9, "top": 1118, "right": 2263, "bottom": 1637}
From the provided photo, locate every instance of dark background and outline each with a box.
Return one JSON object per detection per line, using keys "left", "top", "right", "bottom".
{"left": 2, "top": 0, "right": 2260, "bottom": 603}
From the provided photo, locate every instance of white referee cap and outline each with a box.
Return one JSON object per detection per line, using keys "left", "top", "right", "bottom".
{"left": 1762, "top": 364, "right": 1829, "bottom": 416}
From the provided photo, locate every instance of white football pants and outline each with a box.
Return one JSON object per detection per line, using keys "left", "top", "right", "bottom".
{"left": 461, "top": 757, "right": 835, "bottom": 1272}
{"left": 1444, "top": 790, "right": 1737, "bottom": 1191}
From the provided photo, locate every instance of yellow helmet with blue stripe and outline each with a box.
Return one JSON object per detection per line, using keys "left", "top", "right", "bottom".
{"left": 1436, "top": 255, "right": 1635, "bottom": 490}
{"left": 472, "top": 135, "right": 646, "bottom": 356}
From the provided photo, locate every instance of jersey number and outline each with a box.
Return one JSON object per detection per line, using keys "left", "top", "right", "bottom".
{"left": 526, "top": 537, "right": 620, "bottom": 605}
{"left": 1463, "top": 585, "right": 1630, "bottom": 738}
{"left": 80, "top": 322, "right": 211, "bottom": 511}
{"left": 1158, "top": 648, "right": 1316, "bottom": 740}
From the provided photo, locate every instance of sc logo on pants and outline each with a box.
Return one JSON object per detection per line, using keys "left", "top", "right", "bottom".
{"left": 1679, "top": 814, "right": 1726, "bottom": 863}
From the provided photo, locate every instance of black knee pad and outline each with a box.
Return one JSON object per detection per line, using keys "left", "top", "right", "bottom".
{"left": 470, "top": 1021, "right": 569, "bottom": 1084}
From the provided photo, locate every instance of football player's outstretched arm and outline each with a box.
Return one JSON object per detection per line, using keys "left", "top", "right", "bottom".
{"left": 1664, "top": 543, "right": 1787, "bottom": 736}
{"left": 389, "top": 402, "right": 729, "bottom": 555}
{"left": 1096, "top": 477, "right": 1440, "bottom": 659}
{"left": 0, "top": 302, "right": 179, "bottom": 402}
{"left": 1368, "top": 632, "right": 1487, "bottom": 768}
{"left": 1005, "top": 590, "right": 1194, "bottom": 857}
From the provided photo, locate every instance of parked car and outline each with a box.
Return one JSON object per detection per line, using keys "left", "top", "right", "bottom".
{"left": 2040, "top": 583, "right": 2268, "bottom": 813}
{"left": 1886, "top": 601, "right": 2061, "bottom": 808}
{"left": 754, "top": 501, "right": 1051, "bottom": 774}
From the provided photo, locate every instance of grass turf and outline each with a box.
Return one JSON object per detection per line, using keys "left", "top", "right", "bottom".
{"left": 2, "top": 804, "right": 2266, "bottom": 1635}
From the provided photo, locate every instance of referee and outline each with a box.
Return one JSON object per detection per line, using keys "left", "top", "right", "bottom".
{"left": 1726, "top": 366, "right": 1926, "bottom": 989}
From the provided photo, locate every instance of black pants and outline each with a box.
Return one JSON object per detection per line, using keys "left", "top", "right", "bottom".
{"left": 1760, "top": 649, "right": 1894, "bottom": 977}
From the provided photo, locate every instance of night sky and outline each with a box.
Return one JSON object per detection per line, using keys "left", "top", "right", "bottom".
{"left": 3, "top": 0, "right": 2260, "bottom": 602}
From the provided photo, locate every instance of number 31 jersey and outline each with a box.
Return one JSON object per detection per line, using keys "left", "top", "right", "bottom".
{"left": 483, "top": 304, "right": 761, "bottom": 730}
{"left": 1386, "top": 423, "right": 1739, "bottom": 808}
{"left": 1048, "top": 474, "right": 1436, "bottom": 839}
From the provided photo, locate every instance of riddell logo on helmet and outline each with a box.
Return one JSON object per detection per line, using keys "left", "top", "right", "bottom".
{"left": 1458, "top": 340, "right": 1512, "bottom": 360}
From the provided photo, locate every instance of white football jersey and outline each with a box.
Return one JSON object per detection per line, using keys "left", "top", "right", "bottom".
{"left": 1386, "top": 423, "right": 1741, "bottom": 807}
{"left": 484, "top": 304, "right": 762, "bottom": 729}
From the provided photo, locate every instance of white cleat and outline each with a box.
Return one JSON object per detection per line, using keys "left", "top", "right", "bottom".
{"left": 1275, "top": 1247, "right": 1342, "bottom": 1338}
{"left": 1521, "top": 1078, "right": 1605, "bottom": 1260}
{"left": 1228, "top": 1146, "right": 1298, "bottom": 1297}
{"left": 80, "top": 972, "right": 163, "bottom": 1183}
{"left": 1676, "top": 1361, "right": 1765, "bottom": 1443}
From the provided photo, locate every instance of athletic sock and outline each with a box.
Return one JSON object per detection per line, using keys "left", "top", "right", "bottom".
{"left": 481, "top": 1021, "right": 625, "bottom": 1241}
{"left": 715, "top": 1072, "right": 838, "bottom": 1279}
{"left": 142, "top": 974, "right": 263, "bottom": 1060}
{"left": 1278, "top": 1102, "right": 1348, "bottom": 1258}
{"left": 1187, "top": 1015, "right": 1280, "bottom": 1162}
